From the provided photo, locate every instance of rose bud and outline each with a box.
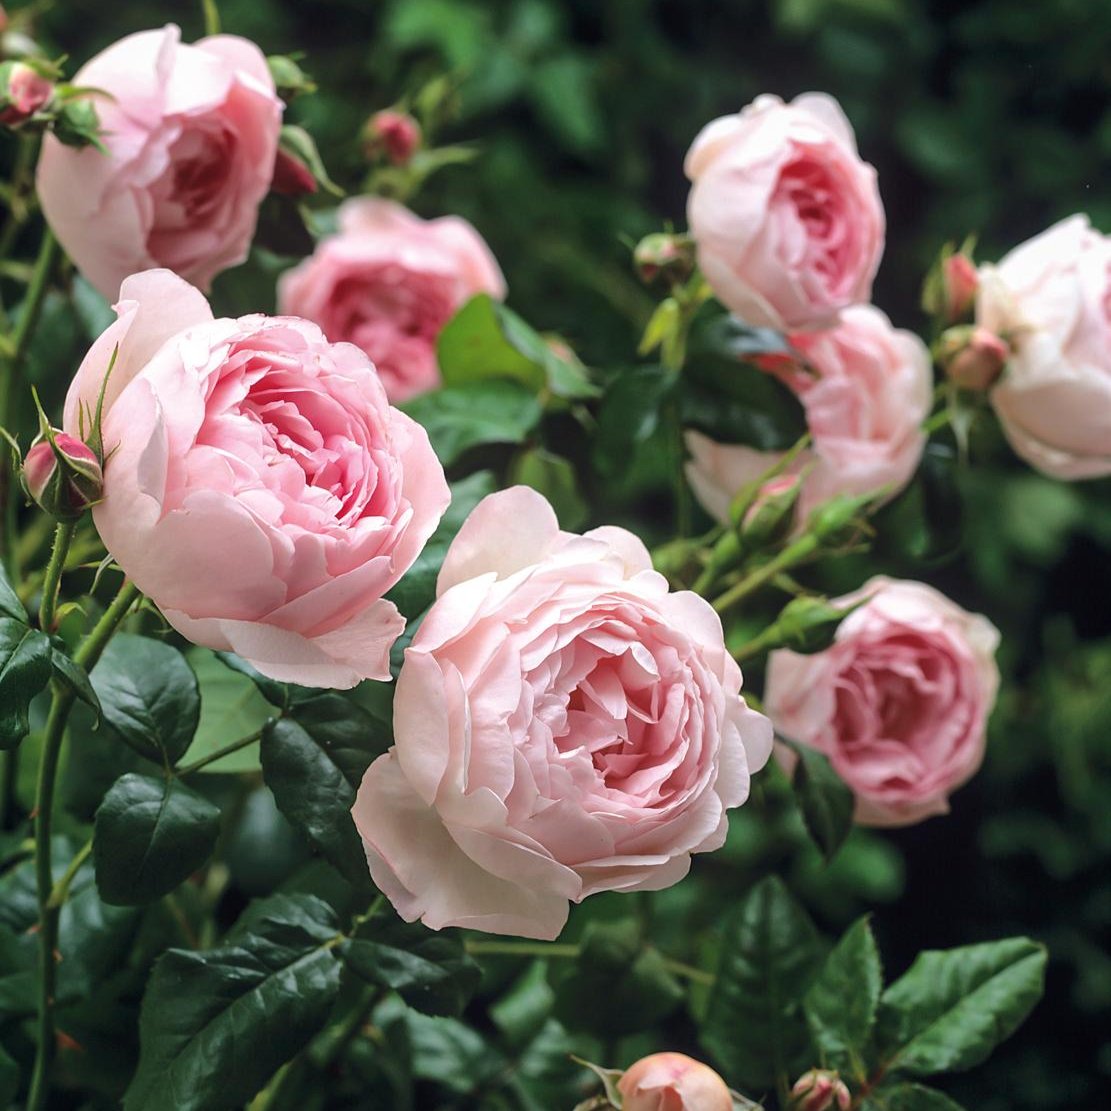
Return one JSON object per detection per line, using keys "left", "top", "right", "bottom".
{"left": 364, "top": 108, "right": 421, "bottom": 165}
{"left": 940, "top": 324, "right": 1008, "bottom": 392}
{"left": 633, "top": 232, "right": 695, "bottom": 286}
{"left": 0, "top": 60, "right": 52, "bottom": 126}
{"left": 618, "top": 1053, "right": 735, "bottom": 1111}
{"left": 22, "top": 433, "right": 103, "bottom": 519}
{"left": 739, "top": 472, "right": 802, "bottom": 547}
{"left": 790, "top": 1070, "right": 851, "bottom": 1111}
{"left": 942, "top": 252, "right": 978, "bottom": 321}
{"left": 270, "top": 146, "right": 317, "bottom": 197}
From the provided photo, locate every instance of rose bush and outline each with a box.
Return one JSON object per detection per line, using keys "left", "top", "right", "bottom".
{"left": 618, "top": 1053, "right": 734, "bottom": 1111}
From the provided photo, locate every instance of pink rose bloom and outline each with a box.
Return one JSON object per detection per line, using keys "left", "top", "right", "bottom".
{"left": 278, "top": 198, "right": 506, "bottom": 403}
{"left": 766, "top": 577, "right": 1000, "bottom": 827}
{"left": 686, "top": 305, "right": 930, "bottom": 526}
{"left": 63, "top": 269, "right": 449, "bottom": 689}
{"left": 36, "top": 24, "right": 282, "bottom": 298}
{"left": 352, "top": 487, "right": 772, "bottom": 939}
{"left": 619, "top": 1053, "right": 734, "bottom": 1111}
{"left": 685, "top": 93, "right": 884, "bottom": 331}
{"left": 977, "top": 214, "right": 1111, "bottom": 478}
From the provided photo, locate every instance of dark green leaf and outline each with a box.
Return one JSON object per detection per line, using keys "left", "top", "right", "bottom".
{"left": 51, "top": 648, "right": 100, "bottom": 716}
{"left": 0, "top": 1042, "right": 18, "bottom": 1107}
{"left": 288, "top": 691, "right": 390, "bottom": 787}
{"left": 508, "top": 447, "right": 587, "bottom": 530}
{"left": 0, "top": 561, "right": 25, "bottom": 621}
{"left": 784, "top": 738, "right": 856, "bottom": 863}
{"left": 90, "top": 634, "right": 200, "bottom": 765}
{"left": 701, "top": 875, "right": 822, "bottom": 1089}
{"left": 593, "top": 364, "right": 678, "bottom": 477}
{"left": 124, "top": 894, "right": 342, "bottom": 1111}
{"left": 865, "top": 1083, "right": 968, "bottom": 1111}
{"left": 0, "top": 619, "right": 52, "bottom": 748}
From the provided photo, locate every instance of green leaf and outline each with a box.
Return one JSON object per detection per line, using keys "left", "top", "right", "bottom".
{"left": 0, "top": 1042, "right": 18, "bottom": 1107}
{"left": 784, "top": 738, "right": 856, "bottom": 863}
{"left": 804, "top": 916, "right": 883, "bottom": 1072}
{"left": 438, "top": 294, "right": 599, "bottom": 400}
{"left": 90, "top": 634, "right": 200, "bottom": 765}
{"left": 865, "top": 1083, "right": 967, "bottom": 1111}
{"left": 877, "top": 938, "right": 1047, "bottom": 1077}
{"left": 342, "top": 912, "right": 480, "bottom": 1017}
{"left": 124, "top": 894, "right": 342, "bottom": 1111}
{"left": 701, "top": 875, "right": 822, "bottom": 1090}
{"left": 593, "top": 363, "right": 678, "bottom": 478}
{"left": 401, "top": 380, "right": 542, "bottom": 466}
{"left": 0, "top": 561, "right": 25, "bottom": 621}
{"left": 287, "top": 691, "right": 390, "bottom": 788}
{"left": 0, "top": 618, "right": 52, "bottom": 748}
{"left": 508, "top": 447, "right": 587, "bottom": 530}
{"left": 93, "top": 773, "right": 221, "bottom": 906}
{"left": 50, "top": 647, "right": 101, "bottom": 716}
{"left": 260, "top": 717, "right": 369, "bottom": 887}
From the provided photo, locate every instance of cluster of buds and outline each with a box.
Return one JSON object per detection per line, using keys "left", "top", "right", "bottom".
{"left": 633, "top": 232, "right": 696, "bottom": 287}
{"left": 21, "top": 430, "right": 103, "bottom": 520}
{"left": 790, "top": 1069, "right": 852, "bottom": 1111}
{"left": 936, "top": 324, "right": 1009, "bottom": 392}
{"left": 363, "top": 108, "right": 422, "bottom": 167}
{"left": 922, "top": 242, "right": 979, "bottom": 325}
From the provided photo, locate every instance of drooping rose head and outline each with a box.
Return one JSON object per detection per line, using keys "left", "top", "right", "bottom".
{"left": 36, "top": 25, "right": 282, "bottom": 298}
{"left": 685, "top": 93, "right": 884, "bottom": 331}
{"left": 353, "top": 487, "right": 772, "bottom": 939}
{"left": 618, "top": 1052, "right": 735, "bottom": 1111}
{"left": 766, "top": 577, "right": 1000, "bottom": 827}
{"left": 977, "top": 214, "right": 1111, "bottom": 478}
{"left": 63, "top": 269, "right": 449, "bottom": 688}
{"left": 278, "top": 198, "right": 506, "bottom": 403}
{"left": 686, "top": 305, "right": 930, "bottom": 527}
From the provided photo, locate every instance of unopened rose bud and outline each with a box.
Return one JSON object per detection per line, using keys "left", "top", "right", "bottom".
{"left": 618, "top": 1053, "right": 734, "bottom": 1111}
{"left": 364, "top": 109, "right": 422, "bottom": 166}
{"left": 633, "top": 233, "right": 695, "bottom": 286}
{"left": 807, "top": 490, "right": 876, "bottom": 546}
{"left": 741, "top": 473, "right": 802, "bottom": 547}
{"left": 942, "top": 253, "right": 978, "bottom": 322}
{"left": 0, "top": 60, "right": 52, "bottom": 126}
{"left": 941, "top": 324, "right": 1008, "bottom": 391}
{"left": 22, "top": 433, "right": 102, "bottom": 519}
{"left": 270, "top": 146, "right": 317, "bottom": 197}
{"left": 790, "top": 1069, "right": 851, "bottom": 1111}
{"left": 266, "top": 54, "right": 316, "bottom": 103}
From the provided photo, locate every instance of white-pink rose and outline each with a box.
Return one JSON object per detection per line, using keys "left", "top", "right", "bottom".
{"left": 37, "top": 24, "right": 282, "bottom": 298}
{"left": 686, "top": 305, "right": 930, "bottom": 526}
{"left": 977, "top": 214, "right": 1111, "bottom": 479}
{"left": 352, "top": 487, "right": 772, "bottom": 939}
{"left": 685, "top": 93, "right": 884, "bottom": 331}
{"left": 619, "top": 1053, "right": 734, "bottom": 1111}
{"left": 278, "top": 198, "right": 506, "bottom": 402}
{"left": 766, "top": 577, "right": 1000, "bottom": 827}
{"left": 63, "top": 269, "right": 449, "bottom": 689}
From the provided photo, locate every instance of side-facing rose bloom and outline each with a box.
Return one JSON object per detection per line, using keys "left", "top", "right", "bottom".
{"left": 977, "top": 214, "right": 1111, "bottom": 478}
{"left": 766, "top": 577, "right": 1000, "bottom": 827}
{"left": 279, "top": 198, "right": 506, "bottom": 402}
{"left": 63, "top": 269, "right": 449, "bottom": 688}
{"left": 37, "top": 24, "right": 282, "bottom": 298}
{"left": 619, "top": 1053, "right": 734, "bottom": 1111}
{"left": 353, "top": 487, "right": 772, "bottom": 939}
{"left": 686, "top": 305, "right": 930, "bottom": 526}
{"left": 686, "top": 93, "right": 884, "bottom": 331}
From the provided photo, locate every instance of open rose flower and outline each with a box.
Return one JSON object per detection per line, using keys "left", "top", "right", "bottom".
{"left": 977, "top": 214, "right": 1111, "bottom": 478}
{"left": 37, "top": 24, "right": 282, "bottom": 298}
{"left": 619, "top": 1053, "right": 734, "bottom": 1111}
{"left": 686, "top": 305, "right": 930, "bottom": 526}
{"left": 278, "top": 198, "right": 506, "bottom": 402}
{"left": 63, "top": 269, "right": 449, "bottom": 688}
{"left": 686, "top": 93, "right": 884, "bottom": 331}
{"left": 352, "top": 487, "right": 772, "bottom": 939}
{"left": 766, "top": 577, "right": 1000, "bottom": 827}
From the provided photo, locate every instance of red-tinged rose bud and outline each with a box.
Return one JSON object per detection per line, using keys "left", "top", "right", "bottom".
{"left": 22, "top": 432, "right": 103, "bottom": 519}
{"left": 633, "top": 233, "right": 695, "bottom": 286}
{"left": 0, "top": 60, "right": 52, "bottom": 126}
{"left": 741, "top": 472, "right": 802, "bottom": 547}
{"left": 270, "top": 146, "right": 318, "bottom": 197}
{"left": 940, "top": 324, "right": 1008, "bottom": 391}
{"left": 790, "top": 1069, "right": 851, "bottom": 1111}
{"left": 364, "top": 109, "right": 422, "bottom": 165}
{"left": 943, "top": 253, "right": 979, "bottom": 322}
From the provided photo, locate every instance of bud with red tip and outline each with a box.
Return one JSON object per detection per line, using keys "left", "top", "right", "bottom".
{"left": 22, "top": 432, "right": 102, "bottom": 519}
{"left": 922, "top": 244, "right": 979, "bottom": 324}
{"left": 938, "top": 324, "right": 1008, "bottom": 392}
{"left": 740, "top": 472, "right": 802, "bottom": 547}
{"left": 790, "top": 1069, "right": 851, "bottom": 1111}
{"left": 364, "top": 109, "right": 422, "bottom": 166}
{"left": 633, "top": 232, "right": 695, "bottom": 286}
{"left": 270, "top": 146, "right": 317, "bottom": 197}
{"left": 0, "top": 59, "right": 53, "bottom": 126}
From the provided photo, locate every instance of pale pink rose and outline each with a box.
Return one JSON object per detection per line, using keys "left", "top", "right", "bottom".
{"left": 686, "top": 305, "right": 931, "bottom": 526}
{"left": 685, "top": 93, "right": 884, "bottom": 331}
{"left": 977, "top": 214, "right": 1111, "bottom": 478}
{"left": 766, "top": 577, "right": 1000, "bottom": 827}
{"left": 352, "top": 487, "right": 772, "bottom": 939}
{"left": 36, "top": 24, "right": 282, "bottom": 298}
{"left": 278, "top": 198, "right": 506, "bottom": 403}
{"left": 619, "top": 1053, "right": 734, "bottom": 1111}
{"left": 63, "top": 269, "right": 449, "bottom": 689}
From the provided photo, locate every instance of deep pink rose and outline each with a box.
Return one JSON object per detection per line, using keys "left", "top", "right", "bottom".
{"left": 686, "top": 305, "right": 930, "bottom": 526}
{"left": 278, "top": 198, "right": 506, "bottom": 402}
{"left": 766, "top": 577, "right": 1000, "bottom": 827}
{"left": 619, "top": 1053, "right": 734, "bottom": 1111}
{"left": 36, "top": 24, "right": 282, "bottom": 298}
{"left": 352, "top": 487, "right": 772, "bottom": 939}
{"left": 63, "top": 269, "right": 449, "bottom": 689}
{"left": 686, "top": 93, "right": 884, "bottom": 331}
{"left": 977, "top": 214, "right": 1111, "bottom": 478}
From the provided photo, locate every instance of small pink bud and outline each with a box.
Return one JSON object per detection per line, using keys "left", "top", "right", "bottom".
{"left": 943, "top": 254, "right": 979, "bottom": 322}
{"left": 941, "top": 325, "right": 1008, "bottom": 391}
{"left": 618, "top": 1053, "right": 734, "bottom": 1111}
{"left": 270, "top": 147, "right": 318, "bottom": 197}
{"left": 22, "top": 433, "right": 102, "bottom": 519}
{"left": 365, "top": 109, "right": 422, "bottom": 165}
{"left": 791, "top": 1069, "right": 852, "bottom": 1111}
{"left": 742, "top": 473, "right": 801, "bottom": 530}
{"left": 0, "top": 61, "right": 53, "bottom": 126}
{"left": 633, "top": 233, "right": 695, "bottom": 286}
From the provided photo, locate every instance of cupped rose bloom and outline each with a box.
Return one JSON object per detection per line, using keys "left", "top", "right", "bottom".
{"left": 278, "top": 198, "right": 506, "bottom": 402}
{"left": 977, "top": 214, "right": 1111, "bottom": 478}
{"left": 685, "top": 93, "right": 884, "bottom": 331}
{"left": 766, "top": 577, "right": 1000, "bottom": 827}
{"left": 619, "top": 1053, "right": 734, "bottom": 1111}
{"left": 63, "top": 269, "right": 449, "bottom": 688}
{"left": 36, "top": 24, "right": 282, "bottom": 298}
{"left": 353, "top": 487, "right": 772, "bottom": 939}
{"left": 686, "top": 305, "right": 930, "bottom": 526}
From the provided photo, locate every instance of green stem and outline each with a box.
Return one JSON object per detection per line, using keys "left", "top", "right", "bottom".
{"left": 38, "top": 519, "right": 77, "bottom": 633}
{"left": 710, "top": 534, "right": 821, "bottom": 615}
{"left": 0, "top": 749, "right": 16, "bottom": 830}
{"left": 46, "top": 837, "right": 91, "bottom": 911}
{"left": 464, "top": 939, "right": 581, "bottom": 960}
{"left": 176, "top": 729, "right": 263, "bottom": 776}
{"left": 923, "top": 408, "right": 951, "bottom": 434}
